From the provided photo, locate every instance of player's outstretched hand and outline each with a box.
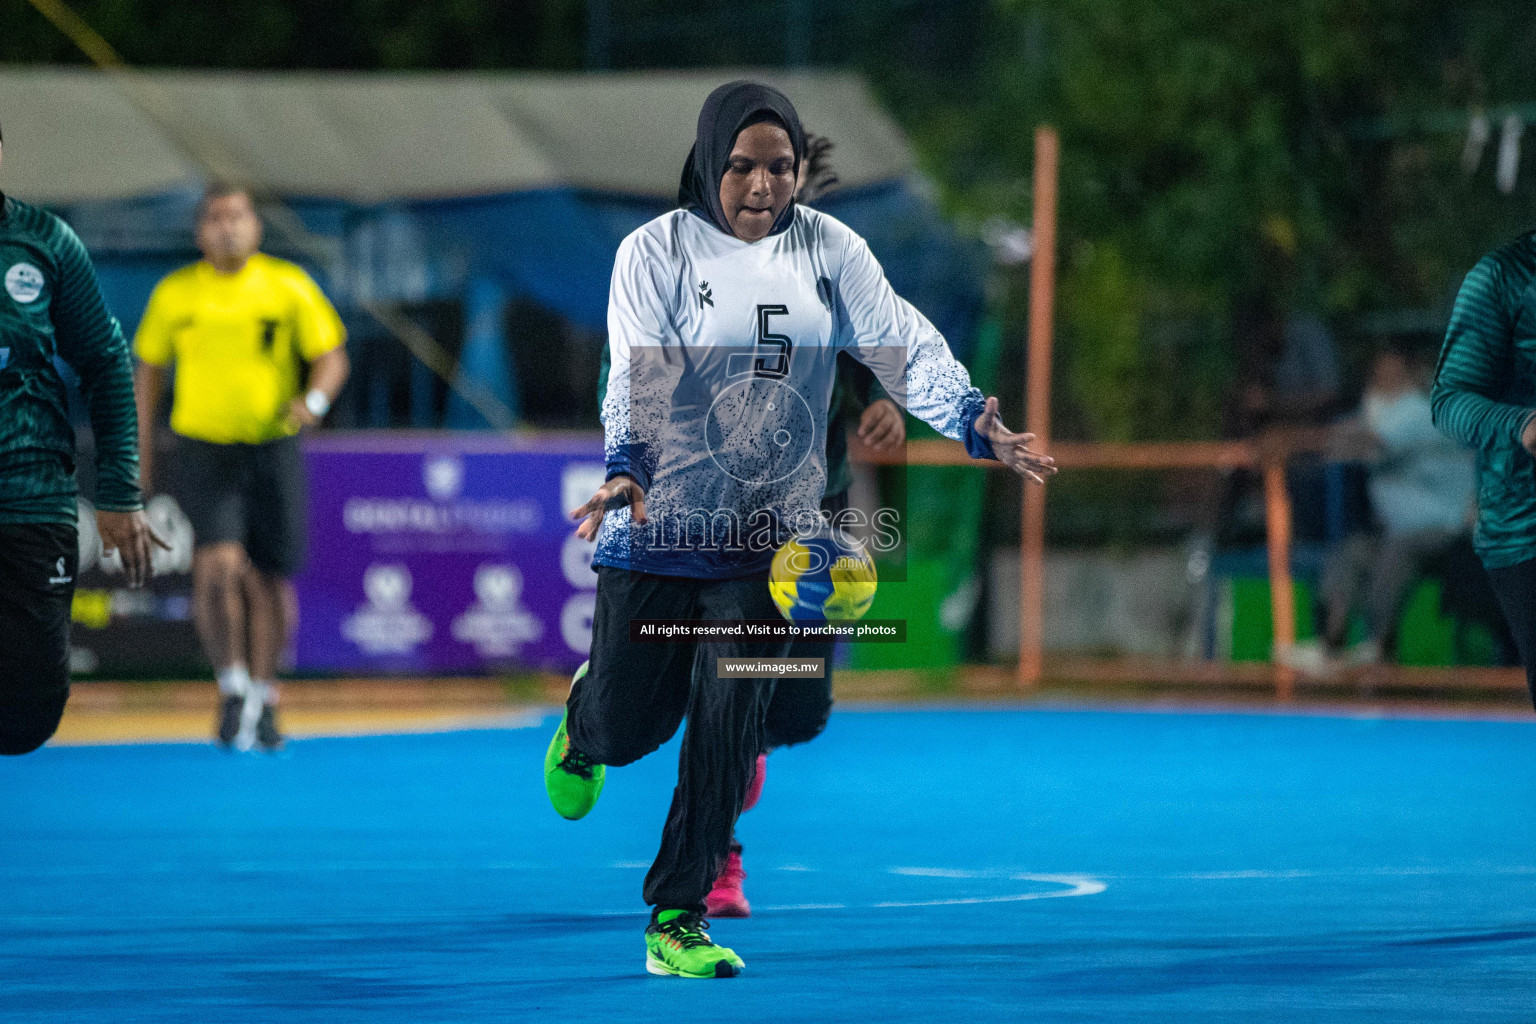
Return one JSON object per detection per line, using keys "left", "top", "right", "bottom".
{"left": 96, "top": 509, "right": 171, "bottom": 589}
{"left": 857, "top": 398, "right": 905, "bottom": 452}
{"left": 975, "top": 397, "right": 1057, "bottom": 485}
{"left": 571, "top": 474, "right": 647, "bottom": 541}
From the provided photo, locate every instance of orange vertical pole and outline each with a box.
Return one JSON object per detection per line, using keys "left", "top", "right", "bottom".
{"left": 1019, "top": 126, "right": 1058, "bottom": 689}
{"left": 1263, "top": 456, "right": 1297, "bottom": 700}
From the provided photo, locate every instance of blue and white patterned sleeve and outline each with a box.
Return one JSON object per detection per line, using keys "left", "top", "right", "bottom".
{"left": 601, "top": 228, "right": 678, "bottom": 490}
{"left": 830, "top": 224, "right": 995, "bottom": 460}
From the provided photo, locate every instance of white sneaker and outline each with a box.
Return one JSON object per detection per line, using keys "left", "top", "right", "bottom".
{"left": 1277, "top": 639, "right": 1340, "bottom": 679}
{"left": 1342, "top": 639, "right": 1382, "bottom": 668}
{"left": 232, "top": 681, "right": 273, "bottom": 752}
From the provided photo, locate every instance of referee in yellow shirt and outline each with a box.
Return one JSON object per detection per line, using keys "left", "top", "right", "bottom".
{"left": 134, "top": 185, "right": 349, "bottom": 751}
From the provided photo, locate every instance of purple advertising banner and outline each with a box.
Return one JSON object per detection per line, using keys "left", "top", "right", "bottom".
{"left": 293, "top": 433, "right": 607, "bottom": 675}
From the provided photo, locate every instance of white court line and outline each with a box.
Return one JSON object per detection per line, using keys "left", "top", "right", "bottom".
{"left": 890, "top": 865, "right": 1536, "bottom": 882}
{"left": 1120, "top": 866, "right": 1536, "bottom": 881}
{"left": 756, "top": 872, "right": 1106, "bottom": 911}
{"left": 588, "top": 867, "right": 1109, "bottom": 915}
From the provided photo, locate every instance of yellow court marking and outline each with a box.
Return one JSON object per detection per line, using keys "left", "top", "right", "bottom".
{"left": 52, "top": 706, "right": 542, "bottom": 746}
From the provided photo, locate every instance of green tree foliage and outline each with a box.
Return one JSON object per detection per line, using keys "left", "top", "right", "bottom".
{"left": 7, "top": 0, "right": 1534, "bottom": 442}
{"left": 871, "top": 0, "right": 1536, "bottom": 440}
{"left": 1, "top": 0, "right": 587, "bottom": 70}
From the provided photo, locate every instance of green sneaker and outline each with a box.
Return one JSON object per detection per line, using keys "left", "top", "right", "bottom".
{"left": 544, "top": 708, "right": 605, "bottom": 820}
{"left": 644, "top": 910, "right": 745, "bottom": 978}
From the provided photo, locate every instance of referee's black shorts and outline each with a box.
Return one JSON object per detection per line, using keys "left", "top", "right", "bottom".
{"left": 0, "top": 522, "right": 77, "bottom": 755}
{"left": 171, "top": 434, "right": 308, "bottom": 576}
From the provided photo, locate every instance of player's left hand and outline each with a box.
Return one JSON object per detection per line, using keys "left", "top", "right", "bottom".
{"left": 571, "top": 474, "right": 648, "bottom": 541}
{"left": 96, "top": 509, "right": 171, "bottom": 589}
{"left": 857, "top": 398, "right": 905, "bottom": 452}
{"left": 975, "top": 397, "right": 1057, "bottom": 485}
{"left": 288, "top": 398, "right": 321, "bottom": 429}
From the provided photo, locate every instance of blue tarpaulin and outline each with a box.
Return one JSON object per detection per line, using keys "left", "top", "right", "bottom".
{"left": 62, "top": 182, "right": 985, "bottom": 429}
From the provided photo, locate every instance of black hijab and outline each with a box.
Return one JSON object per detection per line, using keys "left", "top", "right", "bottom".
{"left": 677, "top": 80, "right": 806, "bottom": 238}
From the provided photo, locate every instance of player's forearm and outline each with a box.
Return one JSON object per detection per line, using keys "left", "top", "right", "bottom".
{"left": 1432, "top": 254, "right": 1530, "bottom": 451}
{"left": 599, "top": 389, "right": 653, "bottom": 489}
{"left": 81, "top": 346, "right": 144, "bottom": 512}
{"left": 133, "top": 363, "right": 167, "bottom": 493}
{"left": 1431, "top": 384, "right": 1534, "bottom": 452}
{"left": 894, "top": 335, "right": 998, "bottom": 459}
{"left": 49, "top": 229, "right": 143, "bottom": 509}
{"left": 307, "top": 347, "right": 350, "bottom": 402}
{"left": 1431, "top": 326, "right": 1531, "bottom": 451}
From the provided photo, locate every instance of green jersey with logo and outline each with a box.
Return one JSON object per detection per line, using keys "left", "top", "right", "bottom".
{"left": 1431, "top": 231, "right": 1536, "bottom": 569}
{"left": 0, "top": 193, "right": 141, "bottom": 524}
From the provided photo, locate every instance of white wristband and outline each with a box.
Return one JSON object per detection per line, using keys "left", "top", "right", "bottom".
{"left": 304, "top": 388, "right": 331, "bottom": 419}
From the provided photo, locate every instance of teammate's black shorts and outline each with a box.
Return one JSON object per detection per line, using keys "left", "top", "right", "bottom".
{"left": 1486, "top": 556, "right": 1536, "bottom": 711}
{"left": 0, "top": 522, "right": 77, "bottom": 755}
{"left": 172, "top": 434, "right": 307, "bottom": 576}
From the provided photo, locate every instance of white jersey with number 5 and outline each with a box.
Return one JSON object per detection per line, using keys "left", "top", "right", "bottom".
{"left": 597, "top": 205, "right": 993, "bottom": 579}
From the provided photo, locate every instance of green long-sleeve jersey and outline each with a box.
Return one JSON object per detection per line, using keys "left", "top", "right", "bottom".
{"left": 1431, "top": 231, "right": 1536, "bottom": 568}
{"left": 0, "top": 193, "right": 141, "bottom": 524}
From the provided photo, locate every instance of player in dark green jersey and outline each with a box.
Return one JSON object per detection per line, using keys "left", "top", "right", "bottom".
{"left": 1432, "top": 232, "right": 1536, "bottom": 710}
{"left": 0, "top": 122, "right": 164, "bottom": 754}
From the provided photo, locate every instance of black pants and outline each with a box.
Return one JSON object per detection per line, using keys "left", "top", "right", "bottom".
{"left": 568, "top": 565, "right": 793, "bottom": 914}
{"left": 1486, "top": 556, "right": 1536, "bottom": 711}
{"left": 769, "top": 636, "right": 833, "bottom": 748}
{"left": 173, "top": 434, "right": 308, "bottom": 575}
{"left": 0, "top": 522, "right": 78, "bottom": 754}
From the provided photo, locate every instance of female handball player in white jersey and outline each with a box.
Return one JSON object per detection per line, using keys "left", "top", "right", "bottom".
{"left": 544, "top": 80, "right": 1055, "bottom": 979}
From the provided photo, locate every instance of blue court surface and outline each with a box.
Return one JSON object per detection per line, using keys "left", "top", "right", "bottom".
{"left": 3, "top": 706, "right": 1534, "bottom": 1022}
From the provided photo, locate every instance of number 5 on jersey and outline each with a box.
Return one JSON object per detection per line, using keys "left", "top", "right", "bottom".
{"left": 727, "top": 304, "right": 792, "bottom": 380}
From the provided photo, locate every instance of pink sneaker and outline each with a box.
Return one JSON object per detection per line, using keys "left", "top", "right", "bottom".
{"left": 742, "top": 753, "right": 767, "bottom": 812}
{"left": 705, "top": 849, "right": 750, "bottom": 918}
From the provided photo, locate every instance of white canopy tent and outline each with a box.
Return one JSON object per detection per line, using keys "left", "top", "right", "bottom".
{"left": 0, "top": 66, "right": 982, "bottom": 435}
{"left": 0, "top": 67, "right": 914, "bottom": 204}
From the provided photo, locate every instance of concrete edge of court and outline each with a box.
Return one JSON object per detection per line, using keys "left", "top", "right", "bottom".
{"left": 49, "top": 668, "right": 1533, "bottom": 745}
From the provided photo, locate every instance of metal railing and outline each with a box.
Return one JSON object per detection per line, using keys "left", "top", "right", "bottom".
{"left": 853, "top": 432, "right": 1527, "bottom": 700}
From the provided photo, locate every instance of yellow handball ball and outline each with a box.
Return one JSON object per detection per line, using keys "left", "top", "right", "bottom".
{"left": 769, "top": 526, "right": 878, "bottom": 622}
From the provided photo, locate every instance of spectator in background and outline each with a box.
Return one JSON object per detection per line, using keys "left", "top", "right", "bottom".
{"left": 1282, "top": 348, "right": 1474, "bottom": 676}
{"left": 1225, "top": 232, "right": 1343, "bottom": 440}
{"left": 1217, "top": 237, "right": 1345, "bottom": 548}
{"left": 1226, "top": 298, "right": 1342, "bottom": 438}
